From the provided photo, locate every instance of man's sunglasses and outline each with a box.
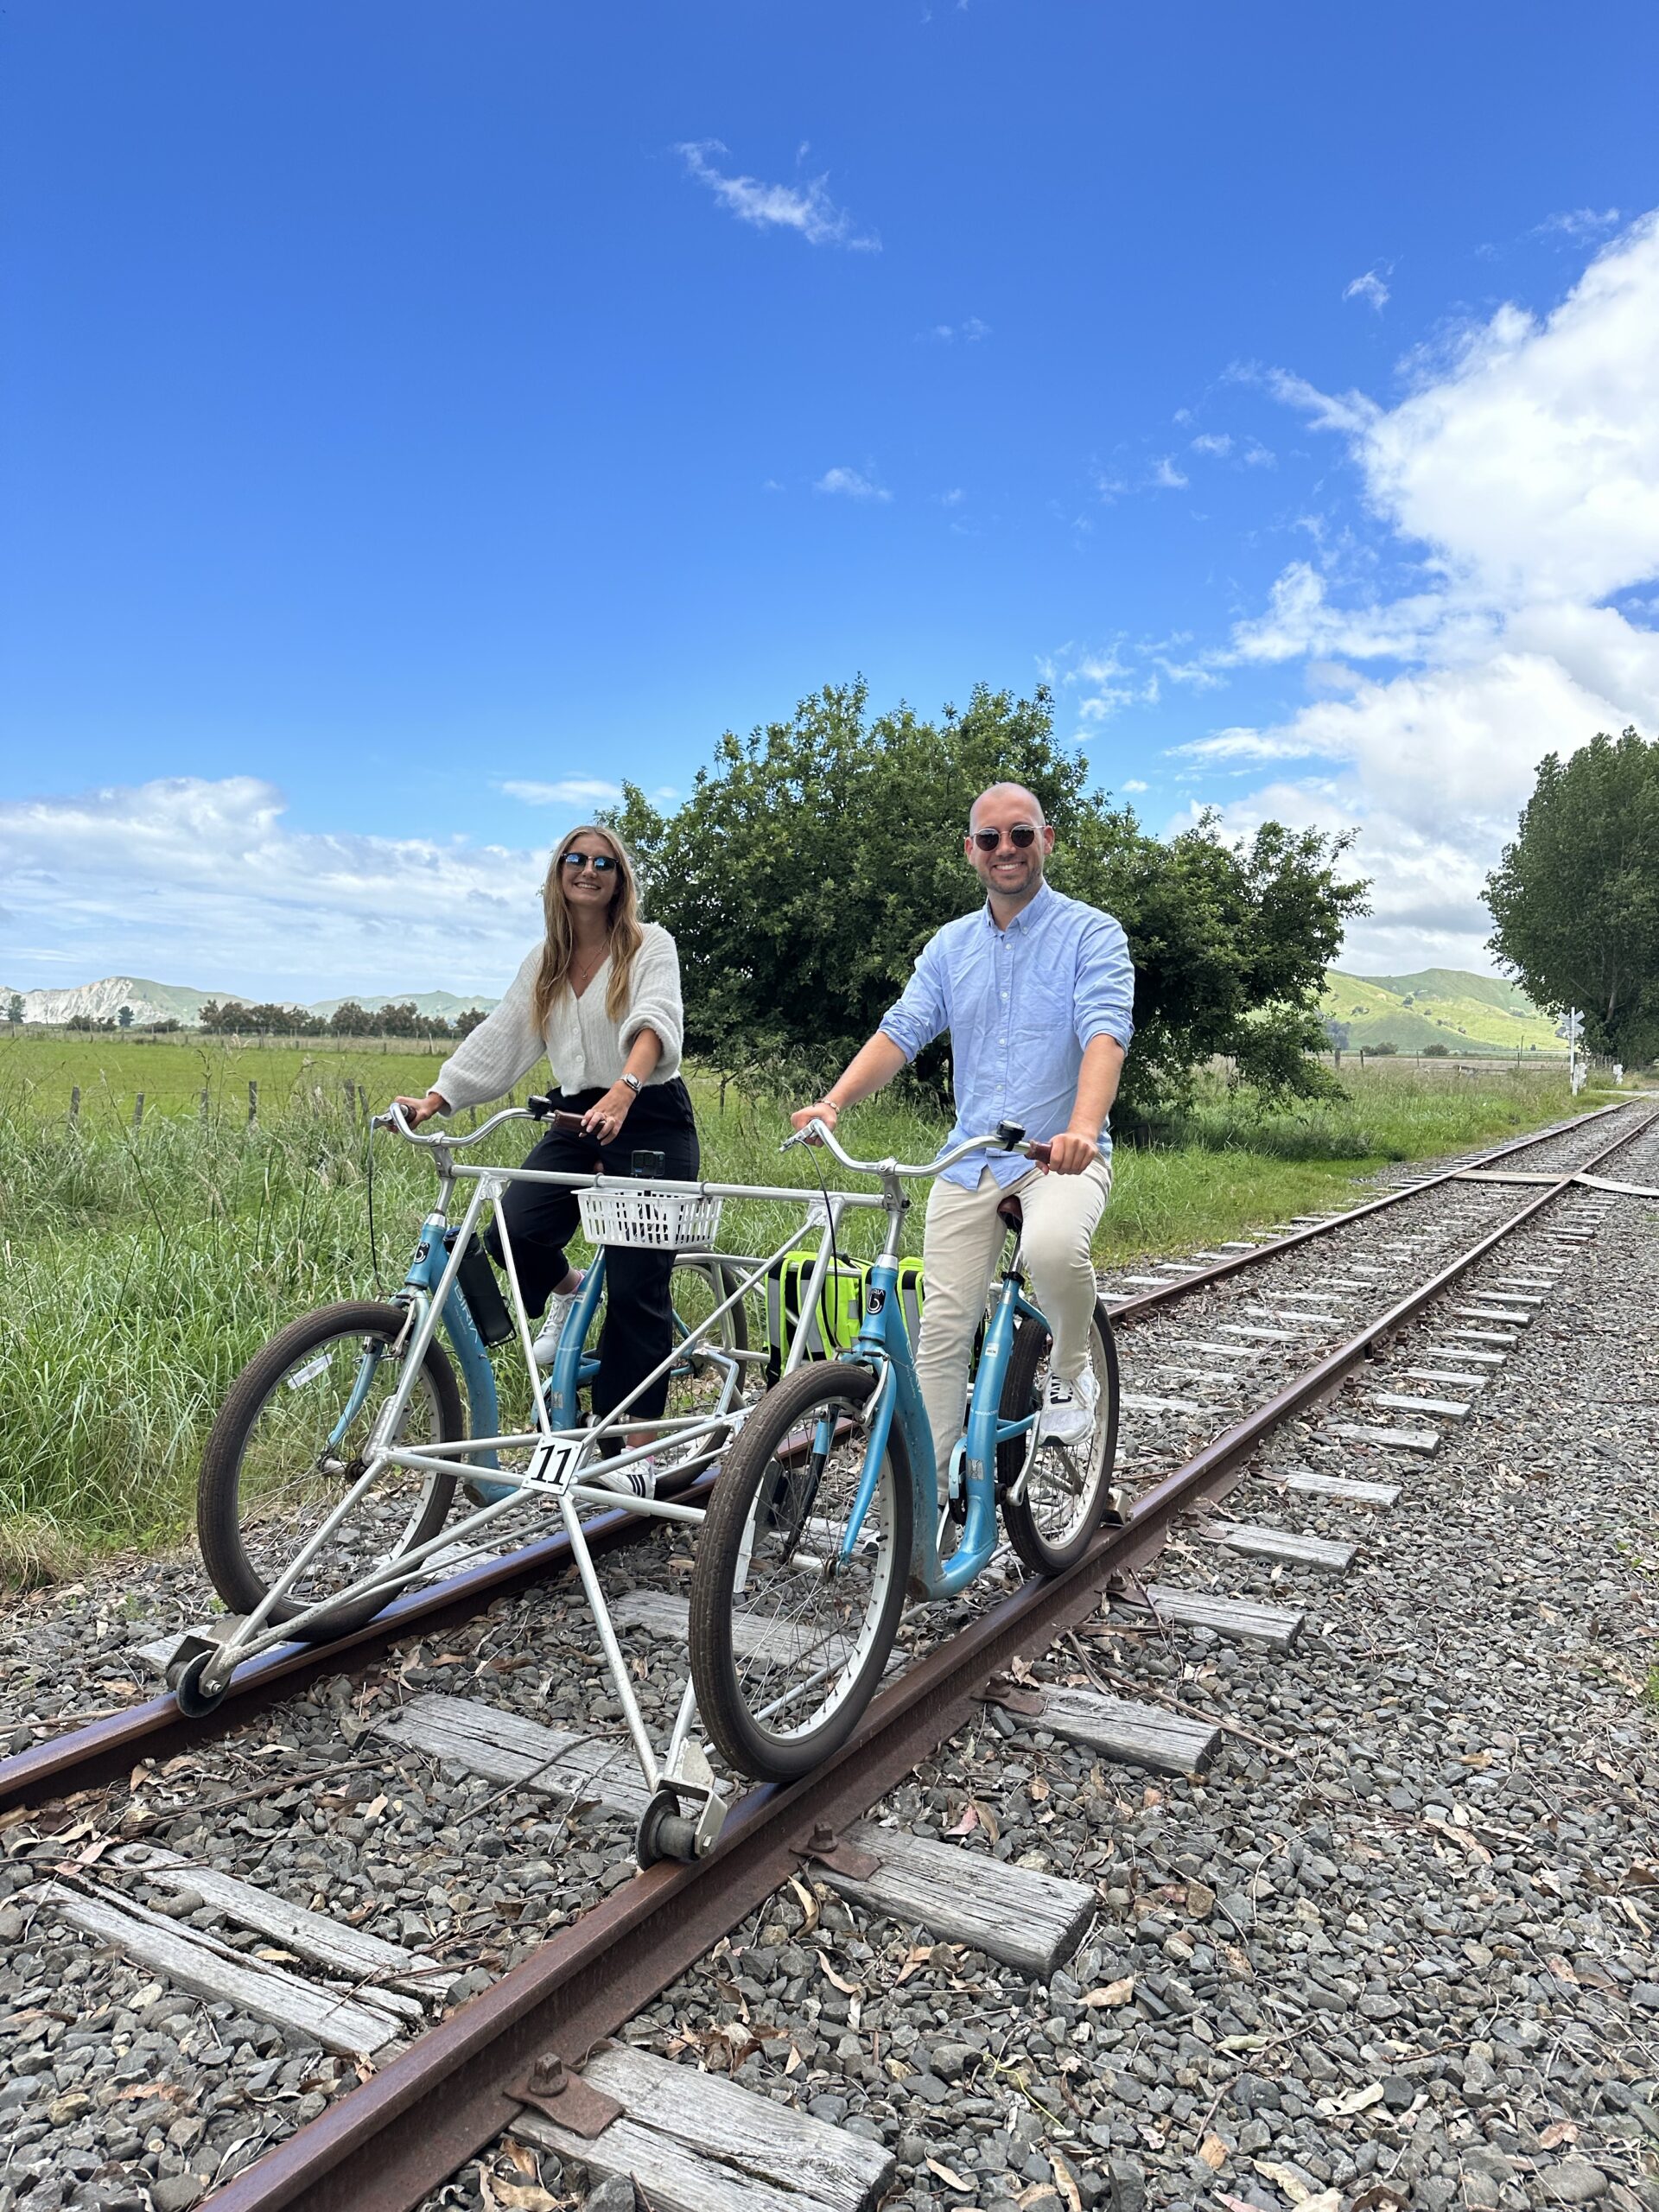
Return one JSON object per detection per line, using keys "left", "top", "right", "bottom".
{"left": 561, "top": 851, "right": 619, "bottom": 874}
{"left": 969, "top": 824, "right": 1040, "bottom": 851}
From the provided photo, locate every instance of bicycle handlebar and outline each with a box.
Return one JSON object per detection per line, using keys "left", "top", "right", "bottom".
{"left": 786, "top": 1117, "right": 1052, "bottom": 1179}
{"left": 374, "top": 1095, "right": 558, "bottom": 1148}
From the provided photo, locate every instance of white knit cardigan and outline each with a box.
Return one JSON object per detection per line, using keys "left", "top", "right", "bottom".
{"left": 433, "top": 924, "right": 685, "bottom": 1113}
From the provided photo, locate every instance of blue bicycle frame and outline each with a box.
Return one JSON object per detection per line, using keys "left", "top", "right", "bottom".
{"left": 835, "top": 1248, "right": 1048, "bottom": 1599}
{"left": 391, "top": 1210, "right": 607, "bottom": 1477}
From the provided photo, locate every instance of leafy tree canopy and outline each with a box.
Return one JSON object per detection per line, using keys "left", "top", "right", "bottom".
{"left": 609, "top": 680, "right": 1367, "bottom": 1119}
{"left": 1485, "top": 727, "right": 1659, "bottom": 1065}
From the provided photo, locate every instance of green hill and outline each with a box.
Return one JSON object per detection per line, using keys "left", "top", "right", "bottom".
{"left": 1319, "top": 968, "right": 1562, "bottom": 1055}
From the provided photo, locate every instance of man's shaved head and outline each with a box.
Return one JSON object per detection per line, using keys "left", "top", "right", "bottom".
{"left": 964, "top": 782, "right": 1054, "bottom": 915}
{"left": 969, "top": 782, "right": 1046, "bottom": 830}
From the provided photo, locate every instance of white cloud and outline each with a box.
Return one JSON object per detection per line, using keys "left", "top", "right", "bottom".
{"left": 0, "top": 777, "right": 550, "bottom": 999}
{"left": 1343, "top": 268, "right": 1390, "bottom": 312}
{"left": 1152, "top": 654, "right": 1227, "bottom": 691}
{"left": 498, "top": 777, "right": 623, "bottom": 806}
{"left": 1046, "top": 641, "right": 1160, "bottom": 724}
{"left": 1191, "top": 211, "right": 1659, "bottom": 970}
{"left": 1151, "top": 456, "right": 1189, "bottom": 490}
{"left": 814, "top": 466, "right": 892, "bottom": 502}
{"left": 1264, "top": 368, "right": 1376, "bottom": 436}
{"left": 1122, "top": 779, "right": 1149, "bottom": 793}
{"left": 924, "top": 317, "right": 990, "bottom": 343}
{"left": 1533, "top": 207, "right": 1622, "bottom": 243}
{"left": 1190, "top": 432, "right": 1233, "bottom": 457}
{"left": 675, "top": 141, "right": 879, "bottom": 251}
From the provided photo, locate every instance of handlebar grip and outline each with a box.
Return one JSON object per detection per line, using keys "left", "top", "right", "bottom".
{"left": 550, "top": 1110, "right": 587, "bottom": 1137}
{"left": 1026, "top": 1139, "right": 1052, "bottom": 1166}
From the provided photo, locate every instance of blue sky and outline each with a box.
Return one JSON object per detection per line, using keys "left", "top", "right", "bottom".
{"left": 4, "top": 2, "right": 1658, "bottom": 999}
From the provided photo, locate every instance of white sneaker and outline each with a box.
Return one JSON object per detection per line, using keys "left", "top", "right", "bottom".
{"left": 587, "top": 1456, "right": 660, "bottom": 1501}
{"left": 1039, "top": 1363, "right": 1098, "bottom": 1448}
{"left": 532, "top": 1274, "right": 586, "bottom": 1369}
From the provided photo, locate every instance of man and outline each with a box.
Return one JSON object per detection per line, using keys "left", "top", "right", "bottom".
{"left": 791, "top": 782, "right": 1134, "bottom": 1494}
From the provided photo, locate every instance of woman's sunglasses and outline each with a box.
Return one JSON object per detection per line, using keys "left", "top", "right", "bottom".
{"left": 970, "top": 823, "right": 1039, "bottom": 851}
{"left": 561, "top": 851, "right": 619, "bottom": 874}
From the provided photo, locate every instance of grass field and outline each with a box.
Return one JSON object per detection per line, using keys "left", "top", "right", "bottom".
{"left": 0, "top": 1033, "right": 1586, "bottom": 1581}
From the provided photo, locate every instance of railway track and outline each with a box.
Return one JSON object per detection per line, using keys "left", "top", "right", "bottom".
{"left": 2, "top": 1096, "right": 1654, "bottom": 2212}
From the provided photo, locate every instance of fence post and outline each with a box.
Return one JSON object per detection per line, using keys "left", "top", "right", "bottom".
{"left": 133, "top": 1093, "right": 144, "bottom": 1129}
{"left": 345, "top": 1079, "right": 356, "bottom": 1122}
{"left": 200, "top": 1087, "right": 210, "bottom": 1118}
{"left": 69, "top": 1084, "right": 80, "bottom": 1125}
{"left": 248, "top": 1079, "right": 258, "bottom": 1124}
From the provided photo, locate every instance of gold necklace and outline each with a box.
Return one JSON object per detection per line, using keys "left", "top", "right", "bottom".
{"left": 570, "top": 944, "right": 606, "bottom": 990}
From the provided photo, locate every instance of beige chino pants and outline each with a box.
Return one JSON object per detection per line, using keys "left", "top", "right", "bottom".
{"left": 913, "top": 1156, "right": 1113, "bottom": 1491}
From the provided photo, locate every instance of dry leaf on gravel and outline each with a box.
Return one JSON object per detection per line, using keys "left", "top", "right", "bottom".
{"left": 1050, "top": 2157, "right": 1084, "bottom": 2212}
{"left": 1255, "top": 2158, "right": 1327, "bottom": 2202}
{"left": 484, "top": 2183, "right": 559, "bottom": 2212}
{"left": 1083, "top": 1976, "right": 1135, "bottom": 2007}
{"left": 786, "top": 1874, "right": 819, "bottom": 1933}
{"left": 925, "top": 2158, "right": 973, "bottom": 2191}
{"left": 1198, "top": 2134, "right": 1229, "bottom": 2171}
{"left": 1316, "top": 2082, "right": 1386, "bottom": 2117}
{"left": 818, "top": 1957, "right": 861, "bottom": 1995}
{"left": 1538, "top": 2121, "right": 1580, "bottom": 2148}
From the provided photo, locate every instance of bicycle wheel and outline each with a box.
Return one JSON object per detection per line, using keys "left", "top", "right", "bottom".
{"left": 664, "top": 1254, "right": 751, "bottom": 1422}
{"left": 996, "top": 1300, "right": 1120, "bottom": 1576}
{"left": 198, "top": 1301, "right": 463, "bottom": 1640}
{"left": 690, "top": 1362, "right": 913, "bottom": 1782}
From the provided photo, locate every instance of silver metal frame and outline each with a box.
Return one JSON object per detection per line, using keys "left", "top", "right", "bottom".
{"left": 191, "top": 1099, "right": 890, "bottom": 1853}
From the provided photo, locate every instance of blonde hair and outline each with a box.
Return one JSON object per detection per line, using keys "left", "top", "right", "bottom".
{"left": 531, "top": 824, "right": 645, "bottom": 1031}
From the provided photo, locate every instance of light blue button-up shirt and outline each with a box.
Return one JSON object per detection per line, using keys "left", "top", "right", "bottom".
{"left": 879, "top": 881, "right": 1135, "bottom": 1188}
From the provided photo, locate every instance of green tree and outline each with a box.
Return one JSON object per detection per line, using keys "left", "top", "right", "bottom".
{"left": 5, "top": 992, "right": 22, "bottom": 1031}
{"left": 328, "top": 1001, "right": 378, "bottom": 1037}
{"left": 117, "top": 1004, "right": 134, "bottom": 1028}
{"left": 609, "top": 679, "right": 1366, "bottom": 1116}
{"left": 1485, "top": 727, "right": 1659, "bottom": 1064}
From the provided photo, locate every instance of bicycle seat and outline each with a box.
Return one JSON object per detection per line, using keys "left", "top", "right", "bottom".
{"left": 997, "top": 1193, "right": 1024, "bottom": 1229}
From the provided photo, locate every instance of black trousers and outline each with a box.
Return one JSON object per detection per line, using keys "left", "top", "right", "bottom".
{"left": 484, "top": 1078, "right": 700, "bottom": 1425}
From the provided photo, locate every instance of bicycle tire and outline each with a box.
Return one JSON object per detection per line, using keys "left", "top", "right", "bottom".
{"left": 996, "top": 1300, "right": 1120, "bottom": 1576}
{"left": 197, "top": 1300, "right": 463, "bottom": 1641}
{"left": 671, "top": 1253, "right": 749, "bottom": 1351}
{"left": 689, "top": 1362, "right": 913, "bottom": 1783}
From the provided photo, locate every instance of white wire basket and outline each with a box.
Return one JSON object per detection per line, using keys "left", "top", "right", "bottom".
{"left": 578, "top": 1184, "right": 723, "bottom": 1250}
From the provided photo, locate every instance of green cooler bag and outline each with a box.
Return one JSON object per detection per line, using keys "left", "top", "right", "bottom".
{"left": 765, "top": 1255, "right": 867, "bottom": 1382}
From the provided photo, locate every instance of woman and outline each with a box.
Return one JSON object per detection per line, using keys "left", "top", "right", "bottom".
{"left": 394, "top": 823, "right": 697, "bottom": 1498}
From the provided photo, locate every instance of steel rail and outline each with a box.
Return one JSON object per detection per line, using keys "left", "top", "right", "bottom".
{"left": 0, "top": 1096, "right": 1638, "bottom": 1818}
{"left": 0, "top": 1473, "right": 715, "bottom": 1815}
{"left": 198, "top": 1104, "right": 1654, "bottom": 2212}
{"left": 1103, "top": 1096, "right": 1637, "bottom": 1323}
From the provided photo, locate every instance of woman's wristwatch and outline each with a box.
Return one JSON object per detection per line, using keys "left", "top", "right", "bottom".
{"left": 620, "top": 1073, "right": 642, "bottom": 1094}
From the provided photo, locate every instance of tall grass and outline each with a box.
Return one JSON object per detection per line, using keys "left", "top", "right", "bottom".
{"left": 0, "top": 1055, "right": 1580, "bottom": 1581}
